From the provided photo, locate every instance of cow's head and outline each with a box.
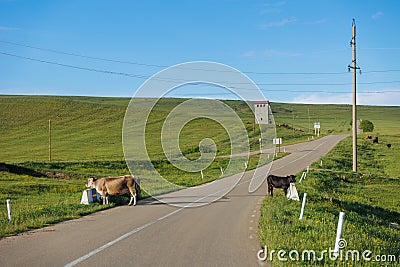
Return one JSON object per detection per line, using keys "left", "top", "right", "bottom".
{"left": 86, "top": 177, "right": 97, "bottom": 188}
{"left": 288, "top": 175, "right": 296, "bottom": 183}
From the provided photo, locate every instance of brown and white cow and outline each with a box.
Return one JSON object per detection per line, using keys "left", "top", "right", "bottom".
{"left": 86, "top": 175, "right": 139, "bottom": 206}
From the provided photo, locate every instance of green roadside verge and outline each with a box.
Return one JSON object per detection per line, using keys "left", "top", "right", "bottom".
{"left": 258, "top": 135, "right": 400, "bottom": 266}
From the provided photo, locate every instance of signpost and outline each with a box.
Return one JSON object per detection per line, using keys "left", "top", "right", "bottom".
{"left": 273, "top": 138, "right": 282, "bottom": 153}
{"left": 314, "top": 122, "right": 320, "bottom": 137}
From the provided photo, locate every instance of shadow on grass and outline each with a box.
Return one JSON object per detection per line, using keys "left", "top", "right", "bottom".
{"left": 1, "top": 163, "right": 47, "bottom": 177}
{"left": 336, "top": 199, "right": 400, "bottom": 226}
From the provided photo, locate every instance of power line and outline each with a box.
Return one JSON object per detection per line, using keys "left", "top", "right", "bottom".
{"left": 0, "top": 40, "right": 356, "bottom": 75}
{"left": 0, "top": 51, "right": 151, "bottom": 79}
{"left": 362, "top": 69, "right": 400, "bottom": 74}
{"left": 247, "top": 81, "right": 400, "bottom": 86}
{"left": 3, "top": 39, "right": 400, "bottom": 75}
{"left": 181, "top": 89, "right": 400, "bottom": 95}
{"left": 3, "top": 40, "right": 400, "bottom": 75}
{"left": 360, "top": 47, "right": 400, "bottom": 51}
{"left": 0, "top": 40, "right": 167, "bottom": 68}
{"left": 1, "top": 49, "right": 400, "bottom": 90}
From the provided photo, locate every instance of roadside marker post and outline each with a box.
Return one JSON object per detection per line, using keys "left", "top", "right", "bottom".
{"left": 299, "top": 172, "right": 307, "bottom": 183}
{"left": 220, "top": 167, "right": 224, "bottom": 175}
{"left": 273, "top": 138, "right": 282, "bottom": 153}
{"left": 334, "top": 212, "right": 346, "bottom": 255}
{"left": 299, "top": 193, "right": 307, "bottom": 220}
{"left": 6, "top": 199, "right": 12, "bottom": 221}
{"left": 80, "top": 189, "right": 98, "bottom": 205}
{"left": 200, "top": 170, "right": 204, "bottom": 180}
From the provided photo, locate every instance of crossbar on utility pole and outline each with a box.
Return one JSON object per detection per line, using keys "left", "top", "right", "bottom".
{"left": 348, "top": 19, "right": 360, "bottom": 173}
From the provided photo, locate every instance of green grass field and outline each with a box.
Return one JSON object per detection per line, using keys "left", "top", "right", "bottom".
{"left": 258, "top": 134, "right": 400, "bottom": 265}
{"left": 2, "top": 95, "right": 398, "bottom": 162}
{"left": 1, "top": 95, "right": 399, "bottom": 240}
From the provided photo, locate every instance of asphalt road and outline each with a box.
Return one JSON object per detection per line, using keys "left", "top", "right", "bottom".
{"left": 0, "top": 134, "right": 348, "bottom": 267}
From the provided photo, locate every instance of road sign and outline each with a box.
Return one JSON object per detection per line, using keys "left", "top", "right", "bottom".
{"left": 273, "top": 138, "right": 282, "bottom": 145}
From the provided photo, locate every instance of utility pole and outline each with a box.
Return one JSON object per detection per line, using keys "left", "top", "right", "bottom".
{"left": 292, "top": 112, "right": 295, "bottom": 136}
{"left": 48, "top": 119, "right": 52, "bottom": 162}
{"left": 348, "top": 19, "right": 360, "bottom": 172}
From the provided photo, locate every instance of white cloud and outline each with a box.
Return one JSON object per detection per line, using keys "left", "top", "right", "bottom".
{"left": 240, "top": 49, "right": 302, "bottom": 58}
{"left": 358, "top": 91, "right": 400, "bottom": 106}
{"left": 291, "top": 93, "right": 352, "bottom": 105}
{"left": 372, "top": 11, "right": 383, "bottom": 20}
{"left": 291, "top": 91, "right": 400, "bottom": 106}
{"left": 240, "top": 50, "right": 256, "bottom": 57}
{"left": 310, "top": 18, "right": 328, "bottom": 25}
{"left": 261, "top": 1, "right": 286, "bottom": 9}
{"left": 260, "top": 17, "right": 297, "bottom": 29}
{"left": 240, "top": 48, "right": 300, "bottom": 58}
{"left": 263, "top": 49, "right": 301, "bottom": 57}
{"left": 0, "top": 26, "right": 19, "bottom": 31}
{"left": 260, "top": 1, "right": 286, "bottom": 14}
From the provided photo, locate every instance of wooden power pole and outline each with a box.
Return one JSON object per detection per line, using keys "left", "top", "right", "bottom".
{"left": 48, "top": 119, "right": 52, "bottom": 162}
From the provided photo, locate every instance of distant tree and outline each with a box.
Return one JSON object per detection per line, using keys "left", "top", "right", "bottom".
{"left": 359, "top": 120, "right": 374, "bottom": 132}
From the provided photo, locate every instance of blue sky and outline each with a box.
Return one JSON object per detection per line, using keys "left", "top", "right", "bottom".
{"left": 0, "top": 0, "right": 399, "bottom": 105}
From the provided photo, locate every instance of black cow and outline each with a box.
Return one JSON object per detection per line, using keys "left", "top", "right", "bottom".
{"left": 267, "top": 174, "right": 296, "bottom": 196}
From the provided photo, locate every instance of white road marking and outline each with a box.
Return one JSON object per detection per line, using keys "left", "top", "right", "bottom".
{"left": 65, "top": 136, "right": 334, "bottom": 267}
{"left": 64, "top": 207, "right": 184, "bottom": 267}
{"left": 65, "top": 173, "right": 249, "bottom": 267}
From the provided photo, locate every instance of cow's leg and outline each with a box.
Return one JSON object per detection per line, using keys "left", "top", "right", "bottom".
{"left": 135, "top": 181, "right": 141, "bottom": 200}
{"left": 128, "top": 190, "right": 136, "bottom": 206}
{"left": 267, "top": 180, "right": 272, "bottom": 196}
{"left": 128, "top": 193, "right": 136, "bottom": 206}
{"left": 102, "top": 193, "right": 109, "bottom": 205}
{"left": 127, "top": 181, "right": 138, "bottom": 206}
{"left": 268, "top": 184, "right": 273, "bottom": 196}
{"left": 283, "top": 188, "right": 288, "bottom": 196}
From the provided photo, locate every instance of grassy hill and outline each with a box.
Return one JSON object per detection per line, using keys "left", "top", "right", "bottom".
{"left": 3, "top": 95, "right": 399, "bottom": 163}
{"left": 1, "top": 95, "right": 127, "bottom": 162}
{"left": 1, "top": 95, "right": 399, "bottom": 237}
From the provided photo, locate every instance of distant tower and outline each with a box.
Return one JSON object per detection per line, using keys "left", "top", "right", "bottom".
{"left": 254, "top": 100, "right": 271, "bottom": 124}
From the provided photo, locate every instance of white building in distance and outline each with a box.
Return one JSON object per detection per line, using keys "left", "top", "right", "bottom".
{"left": 254, "top": 100, "right": 272, "bottom": 124}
